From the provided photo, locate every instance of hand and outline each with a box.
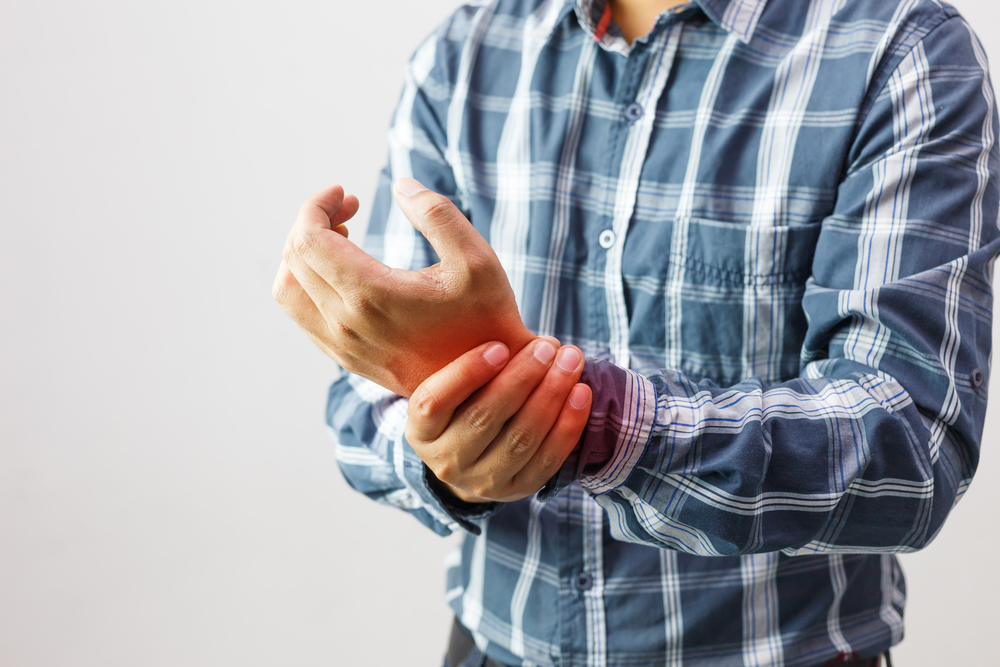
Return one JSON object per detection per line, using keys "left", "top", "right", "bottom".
{"left": 406, "top": 338, "right": 592, "bottom": 503}
{"left": 272, "top": 185, "right": 357, "bottom": 363}
{"left": 273, "top": 181, "right": 535, "bottom": 397}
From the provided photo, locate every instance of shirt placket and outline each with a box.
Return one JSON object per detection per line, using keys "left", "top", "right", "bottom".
{"left": 583, "top": 21, "right": 684, "bottom": 372}
{"left": 563, "top": 17, "right": 685, "bottom": 665}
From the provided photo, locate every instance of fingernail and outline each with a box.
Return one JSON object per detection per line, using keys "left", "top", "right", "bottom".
{"left": 395, "top": 177, "right": 428, "bottom": 197}
{"left": 556, "top": 347, "right": 580, "bottom": 372}
{"left": 483, "top": 343, "right": 508, "bottom": 368}
{"left": 533, "top": 341, "right": 556, "bottom": 364}
{"left": 569, "top": 385, "right": 589, "bottom": 410}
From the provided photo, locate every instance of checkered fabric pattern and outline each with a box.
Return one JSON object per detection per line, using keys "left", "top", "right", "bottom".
{"left": 327, "top": 0, "right": 999, "bottom": 665}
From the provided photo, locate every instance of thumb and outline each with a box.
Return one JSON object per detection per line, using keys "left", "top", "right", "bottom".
{"left": 393, "top": 178, "right": 490, "bottom": 265}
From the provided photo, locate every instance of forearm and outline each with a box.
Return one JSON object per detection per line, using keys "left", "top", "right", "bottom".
{"left": 328, "top": 371, "right": 469, "bottom": 536}
{"left": 550, "top": 14, "right": 1000, "bottom": 555}
{"left": 560, "top": 234, "right": 996, "bottom": 554}
{"left": 558, "top": 354, "right": 981, "bottom": 556}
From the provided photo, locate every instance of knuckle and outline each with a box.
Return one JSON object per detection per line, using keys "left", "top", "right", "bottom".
{"left": 462, "top": 403, "right": 495, "bottom": 435}
{"left": 421, "top": 197, "right": 457, "bottom": 226}
{"left": 408, "top": 387, "right": 442, "bottom": 421}
{"left": 535, "top": 449, "right": 565, "bottom": 476}
{"left": 271, "top": 280, "right": 287, "bottom": 304}
{"left": 271, "top": 273, "right": 299, "bottom": 305}
{"left": 503, "top": 427, "right": 537, "bottom": 464}
{"left": 290, "top": 231, "right": 317, "bottom": 258}
{"left": 433, "top": 461, "right": 456, "bottom": 486}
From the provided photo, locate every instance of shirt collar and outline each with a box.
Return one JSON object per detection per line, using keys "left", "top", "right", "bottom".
{"left": 570, "top": 0, "right": 768, "bottom": 44}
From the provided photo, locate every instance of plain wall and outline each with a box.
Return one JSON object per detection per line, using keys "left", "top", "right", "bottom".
{"left": 1, "top": 1, "right": 997, "bottom": 665}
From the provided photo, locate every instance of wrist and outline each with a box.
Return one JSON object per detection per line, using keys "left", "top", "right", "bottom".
{"left": 426, "top": 468, "right": 493, "bottom": 505}
{"left": 420, "top": 463, "right": 502, "bottom": 536}
{"left": 447, "top": 484, "right": 492, "bottom": 504}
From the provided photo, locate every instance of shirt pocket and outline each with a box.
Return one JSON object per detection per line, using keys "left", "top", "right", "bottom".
{"left": 662, "top": 215, "right": 823, "bottom": 385}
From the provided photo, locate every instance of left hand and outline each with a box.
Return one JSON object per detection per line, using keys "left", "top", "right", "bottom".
{"left": 272, "top": 181, "right": 535, "bottom": 397}
{"left": 407, "top": 338, "right": 592, "bottom": 503}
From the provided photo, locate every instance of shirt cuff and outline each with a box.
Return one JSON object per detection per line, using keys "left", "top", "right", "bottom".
{"left": 421, "top": 464, "right": 502, "bottom": 535}
{"left": 537, "top": 358, "right": 658, "bottom": 500}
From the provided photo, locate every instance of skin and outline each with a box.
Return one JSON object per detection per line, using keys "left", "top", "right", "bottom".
{"left": 609, "top": 0, "right": 690, "bottom": 44}
{"left": 275, "top": 180, "right": 535, "bottom": 398}
{"left": 274, "top": 182, "right": 592, "bottom": 503}
{"left": 407, "top": 339, "right": 591, "bottom": 503}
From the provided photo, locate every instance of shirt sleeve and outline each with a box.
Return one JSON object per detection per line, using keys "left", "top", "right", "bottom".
{"left": 550, "top": 15, "right": 1000, "bottom": 556}
{"left": 327, "top": 5, "right": 501, "bottom": 537}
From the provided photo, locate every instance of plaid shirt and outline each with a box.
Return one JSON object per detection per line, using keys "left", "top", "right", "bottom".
{"left": 328, "top": 0, "right": 999, "bottom": 664}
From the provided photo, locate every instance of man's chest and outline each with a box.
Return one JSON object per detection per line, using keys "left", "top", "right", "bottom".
{"left": 449, "top": 13, "right": 887, "bottom": 380}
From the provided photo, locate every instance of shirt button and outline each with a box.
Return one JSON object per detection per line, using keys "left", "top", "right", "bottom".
{"left": 598, "top": 229, "right": 616, "bottom": 248}
{"left": 971, "top": 367, "right": 985, "bottom": 388}
{"left": 624, "top": 102, "right": 644, "bottom": 121}
{"left": 576, "top": 572, "right": 594, "bottom": 591}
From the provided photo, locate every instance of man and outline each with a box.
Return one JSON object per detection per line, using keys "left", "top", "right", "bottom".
{"left": 274, "top": 0, "right": 999, "bottom": 665}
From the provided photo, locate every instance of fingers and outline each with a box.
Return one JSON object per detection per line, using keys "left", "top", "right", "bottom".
{"left": 423, "top": 338, "right": 557, "bottom": 481}
{"left": 474, "top": 345, "right": 587, "bottom": 499}
{"left": 406, "top": 341, "right": 512, "bottom": 442}
{"left": 272, "top": 259, "right": 326, "bottom": 327}
{"left": 272, "top": 260, "right": 344, "bottom": 356}
{"left": 296, "top": 185, "right": 359, "bottom": 230}
{"left": 411, "top": 338, "right": 558, "bottom": 477}
{"left": 305, "top": 185, "right": 359, "bottom": 230}
{"left": 282, "top": 240, "right": 346, "bottom": 322}
{"left": 274, "top": 185, "right": 357, "bottom": 323}
{"left": 392, "top": 178, "right": 493, "bottom": 267}
{"left": 284, "top": 185, "right": 387, "bottom": 294}
{"left": 303, "top": 183, "right": 348, "bottom": 221}
{"left": 447, "top": 338, "right": 561, "bottom": 451}
{"left": 482, "top": 344, "right": 584, "bottom": 461}
{"left": 512, "top": 382, "right": 592, "bottom": 495}
{"left": 405, "top": 337, "right": 594, "bottom": 503}
{"left": 331, "top": 194, "right": 360, "bottom": 229}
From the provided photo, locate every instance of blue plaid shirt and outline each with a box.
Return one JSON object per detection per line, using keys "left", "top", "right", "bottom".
{"left": 328, "top": 0, "right": 999, "bottom": 664}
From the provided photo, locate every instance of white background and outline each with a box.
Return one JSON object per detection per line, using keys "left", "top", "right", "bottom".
{"left": 1, "top": 1, "right": 998, "bottom": 665}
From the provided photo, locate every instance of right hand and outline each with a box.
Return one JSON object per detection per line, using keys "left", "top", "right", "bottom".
{"left": 274, "top": 181, "right": 535, "bottom": 398}
{"left": 405, "top": 338, "right": 592, "bottom": 503}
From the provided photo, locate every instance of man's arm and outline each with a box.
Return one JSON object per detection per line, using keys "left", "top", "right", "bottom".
{"left": 276, "top": 180, "right": 594, "bottom": 507}
{"left": 275, "top": 178, "right": 535, "bottom": 399}
{"left": 276, "top": 4, "right": 590, "bottom": 533}
{"left": 539, "top": 15, "right": 1000, "bottom": 555}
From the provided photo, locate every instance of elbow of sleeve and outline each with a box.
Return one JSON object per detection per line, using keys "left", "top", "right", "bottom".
{"left": 784, "top": 406, "right": 978, "bottom": 556}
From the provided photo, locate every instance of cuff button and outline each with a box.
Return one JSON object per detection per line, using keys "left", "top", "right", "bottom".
{"left": 971, "top": 367, "right": 985, "bottom": 388}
